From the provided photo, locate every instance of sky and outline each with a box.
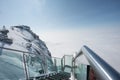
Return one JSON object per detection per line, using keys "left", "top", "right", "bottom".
{"left": 0, "top": 0, "right": 120, "bottom": 72}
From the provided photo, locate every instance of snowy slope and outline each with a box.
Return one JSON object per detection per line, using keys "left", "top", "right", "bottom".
{"left": 0, "top": 25, "right": 53, "bottom": 80}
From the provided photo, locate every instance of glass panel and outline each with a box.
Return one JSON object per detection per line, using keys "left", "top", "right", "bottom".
{"left": 73, "top": 55, "right": 90, "bottom": 80}
{"left": 0, "top": 49, "right": 25, "bottom": 80}
{"left": 46, "top": 57, "right": 54, "bottom": 72}
{"left": 75, "top": 54, "right": 89, "bottom": 65}
{"left": 63, "top": 55, "right": 73, "bottom": 73}
{"left": 26, "top": 54, "right": 43, "bottom": 77}
{"left": 74, "top": 63, "right": 87, "bottom": 80}
{"left": 65, "top": 55, "right": 72, "bottom": 66}
{"left": 52, "top": 57, "right": 62, "bottom": 72}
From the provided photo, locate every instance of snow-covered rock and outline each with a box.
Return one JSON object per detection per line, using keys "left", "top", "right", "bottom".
{"left": 0, "top": 25, "right": 54, "bottom": 80}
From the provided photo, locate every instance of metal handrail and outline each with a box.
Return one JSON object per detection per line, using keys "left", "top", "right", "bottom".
{"left": 73, "top": 45, "right": 120, "bottom": 80}
{"left": 0, "top": 46, "right": 32, "bottom": 54}
{"left": 0, "top": 46, "right": 30, "bottom": 80}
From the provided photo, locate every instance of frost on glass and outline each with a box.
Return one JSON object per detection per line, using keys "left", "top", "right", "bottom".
{"left": 26, "top": 55, "right": 43, "bottom": 77}
{"left": 0, "top": 25, "right": 54, "bottom": 79}
{"left": 0, "top": 50, "right": 25, "bottom": 80}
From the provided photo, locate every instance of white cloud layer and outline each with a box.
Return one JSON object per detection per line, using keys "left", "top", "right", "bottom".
{"left": 38, "top": 27, "right": 120, "bottom": 72}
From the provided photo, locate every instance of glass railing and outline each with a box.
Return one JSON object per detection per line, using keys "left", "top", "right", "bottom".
{"left": 72, "top": 45, "right": 120, "bottom": 80}
{"left": 73, "top": 55, "right": 89, "bottom": 80}
{"left": 52, "top": 57, "right": 62, "bottom": 72}
{"left": 25, "top": 54, "right": 43, "bottom": 78}
{"left": 0, "top": 47, "right": 55, "bottom": 80}
{"left": 1, "top": 45, "right": 119, "bottom": 80}
{"left": 61, "top": 55, "right": 73, "bottom": 73}
{"left": 0, "top": 48, "right": 26, "bottom": 80}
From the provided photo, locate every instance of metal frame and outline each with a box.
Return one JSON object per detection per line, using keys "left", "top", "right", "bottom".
{"left": 0, "top": 46, "right": 32, "bottom": 54}
{"left": 0, "top": 46, "right": 56, "bottom": 79}
{"left": 1, "top": 45, "right": 120, "bottom": 80}
{"left": 73, "top": 45, "right": 120, "bottom": 80}
{"left": 0, "top": 47, "right": 31, "bottom": 79}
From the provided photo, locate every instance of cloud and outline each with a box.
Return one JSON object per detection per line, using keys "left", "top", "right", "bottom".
{"left": 0, "top": 0, "right": 46, "bottom": 26}
{"left": 38, "top": 27, "right": 120, "bottom": 72}
{"left": 45, "top": 41, "right": 64, "bottom": 46}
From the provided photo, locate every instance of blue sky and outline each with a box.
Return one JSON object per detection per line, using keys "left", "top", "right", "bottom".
{"left": 42, "top": 0, "right": 120, "bottom": 28}
{"left": 0, "top": 0, "right": 120, "bottom": 30}
{"left": 0, "top": 0, "right": 120, "bottom": 72}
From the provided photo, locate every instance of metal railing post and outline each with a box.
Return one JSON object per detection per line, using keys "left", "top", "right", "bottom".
{"left": 73, "top": 45, "right": 120, "bottom": 80}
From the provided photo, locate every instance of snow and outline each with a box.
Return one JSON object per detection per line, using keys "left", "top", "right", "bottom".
{"left": 0, "top": 25, "right": 53, "bottom": 79}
